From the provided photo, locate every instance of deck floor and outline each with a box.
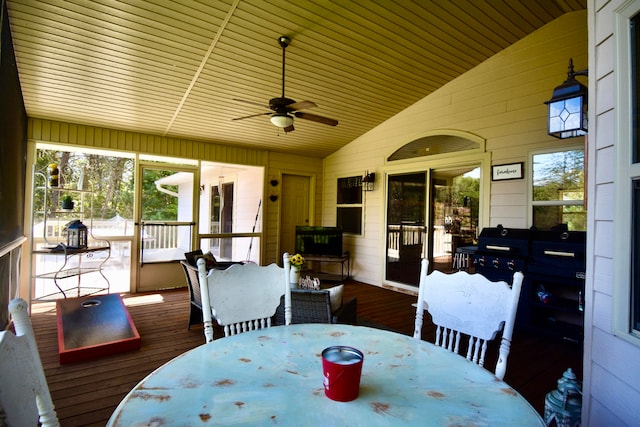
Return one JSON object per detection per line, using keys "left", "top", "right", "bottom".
{"left": 29, "top": 280, "right": 583, "bottom": 426}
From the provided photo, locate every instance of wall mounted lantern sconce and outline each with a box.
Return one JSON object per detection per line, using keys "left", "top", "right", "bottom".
{"left": 545, "top": 58, "right": 588, "bottom": 139}
{"left": 362, "top": 171, "right": 376, "bottom": 192}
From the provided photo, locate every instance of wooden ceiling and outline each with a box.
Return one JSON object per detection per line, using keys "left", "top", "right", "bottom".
{"left": 5, "top": 0, "right": 587, "bottom": 158}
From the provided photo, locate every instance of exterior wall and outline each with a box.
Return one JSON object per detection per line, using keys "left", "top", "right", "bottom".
{"left": 584, "top": 0, "right": 640, "bottom": 425}
{"left": 23, "top": 118, "right": 323, "bottom": 270}
{"left": 324, "top": 12, "right": 587, "bottom": 287}
{"left": 263, "top": 152, "right": 322, "bottom": 265}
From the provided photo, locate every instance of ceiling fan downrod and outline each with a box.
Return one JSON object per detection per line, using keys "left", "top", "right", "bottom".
{"left": 278, "top": 36, "right": 290, "bottom": 99}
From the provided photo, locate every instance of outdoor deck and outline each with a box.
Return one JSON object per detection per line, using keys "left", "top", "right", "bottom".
{"left": 29, "top": 280, "right": 583, "bottom": 426}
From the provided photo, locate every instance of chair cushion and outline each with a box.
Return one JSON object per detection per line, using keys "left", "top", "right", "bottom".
{"left": 184, "top": 249, "right": 204, "bottom": 267}
{"left": 194, "top": 252, "right": 217, "bottom": 269}
{"left": 328, "top": 285, "right": 343, "bottom": 314}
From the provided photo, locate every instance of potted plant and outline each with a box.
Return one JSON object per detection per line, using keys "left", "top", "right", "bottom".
{"left": 61, "top": 194, "right": 74, "bottom": 211}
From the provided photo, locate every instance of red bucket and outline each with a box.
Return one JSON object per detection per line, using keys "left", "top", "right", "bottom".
{"left": 322, "top": 346, "right": 364, "bottom": 402}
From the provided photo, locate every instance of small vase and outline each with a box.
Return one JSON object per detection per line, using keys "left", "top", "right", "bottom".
{"left": 290, "top": 267, "right": 301, "bottom": 288}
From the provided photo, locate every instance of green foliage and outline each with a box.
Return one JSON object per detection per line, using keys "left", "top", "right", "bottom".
{"left": 35, "top": 149, "right": 135, "bottom": 221}
{"left": 140, "top": 169, "right": 178, "bottom": 221}
{"left": 532, "top": 150, "right": 585, "bottom": 230}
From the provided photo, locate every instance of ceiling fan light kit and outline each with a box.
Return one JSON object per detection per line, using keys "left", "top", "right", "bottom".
{"left": 232, "top": 35, "right": 338, "bottom": 132}
{"left": 270, "top": 113, "right": 294, "bottom": 128}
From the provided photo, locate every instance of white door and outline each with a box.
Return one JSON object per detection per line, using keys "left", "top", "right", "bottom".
{"left": 281, "top": 174, "right": 310, "bottom": 255}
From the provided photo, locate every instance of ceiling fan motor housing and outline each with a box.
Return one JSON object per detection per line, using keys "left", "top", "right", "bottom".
{"left": 269, "top": 97, "right": 296, "bottom": 113}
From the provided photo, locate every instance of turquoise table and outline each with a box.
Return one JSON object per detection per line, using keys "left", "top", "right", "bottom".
{"left": 107, "top": 324, "right": 544, "bottom": 426}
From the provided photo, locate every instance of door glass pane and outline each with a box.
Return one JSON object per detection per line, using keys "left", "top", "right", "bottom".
{"left": 386, "top": 173, "right": 426, "bottom": 286}
{"left": 431, "top": 168, "right": 479, "bottom": 272}
{"left": 140, "top": 168, "right": 193, "bottom": 263}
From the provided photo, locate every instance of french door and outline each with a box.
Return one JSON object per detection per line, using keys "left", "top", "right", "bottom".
{"left": 386, "top": 166, "right": 480, "bottom": 287}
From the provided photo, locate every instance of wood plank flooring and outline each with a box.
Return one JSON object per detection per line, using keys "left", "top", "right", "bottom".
{"left": 27, "top": 281, "right": 583, "bottom": 426}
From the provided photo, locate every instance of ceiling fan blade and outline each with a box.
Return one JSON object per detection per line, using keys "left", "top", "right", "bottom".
{"left": 287, "top": 100, "right": 316, "bottom": 111}
{"left": 283, "top": 124, "right": 295, "bottom": 133}
{"left": 231, "top": 112, "right": 271, "bottom": 121}
{"left": 293, "top": 112, "right": 338, "bottom": 126}
{"left": 233, "top": 98, "right": 270, "bottom": 109}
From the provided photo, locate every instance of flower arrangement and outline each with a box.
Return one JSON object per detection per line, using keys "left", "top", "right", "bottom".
{"left": 289, "top": 253, "right": 305, "bottom": 269}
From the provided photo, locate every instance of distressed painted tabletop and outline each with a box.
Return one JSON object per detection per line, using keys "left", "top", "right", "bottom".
{"left": 107, "top": 324, "right": 545, "bottom": 426}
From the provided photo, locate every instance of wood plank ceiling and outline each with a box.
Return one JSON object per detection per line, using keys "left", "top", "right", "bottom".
{"left": 5, "top": 0, "right": 586, "bottom": 159}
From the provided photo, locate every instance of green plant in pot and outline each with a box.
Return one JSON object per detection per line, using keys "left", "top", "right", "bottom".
{"left": 61, "top": 194, "right": 75, "bottom": 211}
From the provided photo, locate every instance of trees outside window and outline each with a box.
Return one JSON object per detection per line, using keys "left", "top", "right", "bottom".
{"left": 532, "top": 149, "right": 585, "bottom": 231}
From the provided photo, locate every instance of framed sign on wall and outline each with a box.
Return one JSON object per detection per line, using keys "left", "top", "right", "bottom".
{"left": 492, "top": 162, "right": 524, "bottom": 181}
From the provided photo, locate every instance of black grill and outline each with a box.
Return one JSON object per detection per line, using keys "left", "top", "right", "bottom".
{"left": 527, "top": 230, "right": 586, "bottom": 344}
{"left": 474, "top": 226, "right": 531, "bottom": 284}
{"left": 473, "top": 226, "right": 586, "bottom": 344}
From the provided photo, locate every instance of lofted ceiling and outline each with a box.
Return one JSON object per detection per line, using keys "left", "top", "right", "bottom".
{"left": 5, "top": 0, "right": 586, "bottom": 159}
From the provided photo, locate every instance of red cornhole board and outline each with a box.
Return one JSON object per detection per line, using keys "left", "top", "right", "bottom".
{"left": 56, "top": 294, "right": 141, "bottom": 364}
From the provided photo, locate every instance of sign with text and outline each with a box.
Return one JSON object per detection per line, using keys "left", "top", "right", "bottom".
{"left": 492, "top": 162, "right": 524, "bottom": 181}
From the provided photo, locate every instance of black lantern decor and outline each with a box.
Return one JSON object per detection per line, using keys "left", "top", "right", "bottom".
{"left": 65, "top": 220, "right": 88, "bottom": 249}
{"left": 362, "top": 171, "right": 376, "bottom": 192}
{"left": 545, "top": 58, "right": 588, "bottom": 139}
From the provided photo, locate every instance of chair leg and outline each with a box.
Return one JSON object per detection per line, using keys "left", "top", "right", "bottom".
{"left": 188, "top": 304, "right": 203, "bottom": 330}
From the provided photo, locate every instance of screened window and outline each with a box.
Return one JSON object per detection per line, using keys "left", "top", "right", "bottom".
{"left": 531, "top": 149, "right": 585, "bottom": 231}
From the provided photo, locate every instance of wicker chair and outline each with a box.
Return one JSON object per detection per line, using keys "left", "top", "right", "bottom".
{"left": 180, "top": 261, "right": 204, "bottom": 330}
{"left": 181, "top": 250, "right": 245, "bottom": 330}
{"left": 273, "top": 288, "right": 357, "bottom": 325}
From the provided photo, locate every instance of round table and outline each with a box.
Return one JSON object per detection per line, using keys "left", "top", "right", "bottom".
{"left": 107, "top": 324, "right": 545, "bottom": 426}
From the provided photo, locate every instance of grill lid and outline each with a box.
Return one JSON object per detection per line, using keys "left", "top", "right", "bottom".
{"left": 477, "top": 226, "right": 531, "bottom": 256}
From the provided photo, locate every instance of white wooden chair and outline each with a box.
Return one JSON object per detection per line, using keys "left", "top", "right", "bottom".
{"left": 0, "top": 298, "right": 60, "bottom": 427}
{"left": 197, "top": 253, "right": 292, "bottom": 342}
{"left": 413, "top": 259, "right": 524, "bottom": 380}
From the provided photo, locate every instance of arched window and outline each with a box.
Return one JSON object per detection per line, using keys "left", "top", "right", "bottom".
{"left": 388, "top": 135, "right": 480, "bottom": 161}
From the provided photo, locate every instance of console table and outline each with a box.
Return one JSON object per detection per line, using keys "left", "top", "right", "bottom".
{"left": 302, "top": 253, "right": 350, "bottom": 282}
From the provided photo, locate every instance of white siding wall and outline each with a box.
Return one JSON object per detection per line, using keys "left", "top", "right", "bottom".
{"left": 324, "top": 12, "right": 587, "bottom": 287}
{"left": 584, "top": 0, "right": 640, "bottom": 425}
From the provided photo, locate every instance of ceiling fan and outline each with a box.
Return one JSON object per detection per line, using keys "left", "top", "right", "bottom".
{"left": 232, "top": 36, "right": 338, "bottom": 133}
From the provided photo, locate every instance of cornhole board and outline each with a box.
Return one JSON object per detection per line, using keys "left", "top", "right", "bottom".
{"left": 56, "top": 294, "right": 141, "bottom": 364}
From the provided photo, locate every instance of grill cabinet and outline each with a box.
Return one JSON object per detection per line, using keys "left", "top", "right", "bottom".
{"left": 474, "top": 226, "right": 586, "bottom": 344}
{"left": 527, "top": 230, "right": 586, "bottom": 344}
{"left": 474, "top": 227, "right": 531, "bottom": 330}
